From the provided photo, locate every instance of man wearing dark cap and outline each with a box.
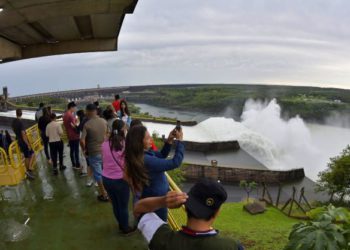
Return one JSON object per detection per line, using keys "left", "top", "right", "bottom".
{"left": 12, "top": 108, "right": 35, "bottom": 180}
{"left": 80, "top": 103, "right": 109, "bottom": 202}
{"left": 63, "top": 101, "right": 81, "bottom": 170}
{"left": 134, "top": 179, "right": 243, "bottom": 250}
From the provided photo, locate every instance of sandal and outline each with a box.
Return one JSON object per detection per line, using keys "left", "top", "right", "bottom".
{"left": 97, "top": 195, "right": 109, "bottom": 202}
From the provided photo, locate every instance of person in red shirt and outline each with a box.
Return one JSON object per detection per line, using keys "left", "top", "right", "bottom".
{"left": 112, "top": 94, "right": 121, "bottom": 115}
{"left": 63, "top": 102, "right": 81, "bottom": 170}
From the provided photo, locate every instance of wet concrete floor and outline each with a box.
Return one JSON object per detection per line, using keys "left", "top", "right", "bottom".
{"left": 0, "top": 149, "right": 147, "bottom": 250}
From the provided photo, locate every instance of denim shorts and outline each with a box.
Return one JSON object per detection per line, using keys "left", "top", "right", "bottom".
{"left": 88, "top": 155, "right": 103, "bottom": 182}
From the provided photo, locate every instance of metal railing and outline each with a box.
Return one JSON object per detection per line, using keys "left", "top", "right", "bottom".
{"left": 165, "top": 172, "right": 187, "bottom": 230}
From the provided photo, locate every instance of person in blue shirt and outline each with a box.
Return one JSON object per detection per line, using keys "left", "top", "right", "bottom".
{"left": 119, "top": 100, "right": 132, "bottom": 127}
{"left": 125, "top": 124, "right": 185, "bottom": 221}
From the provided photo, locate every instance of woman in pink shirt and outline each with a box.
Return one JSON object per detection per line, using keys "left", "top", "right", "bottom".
{"left": 102, "top": 119, "right": 135, "bottom": 235}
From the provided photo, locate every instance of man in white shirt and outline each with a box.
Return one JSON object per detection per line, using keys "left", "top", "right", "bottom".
{"left": 46, "top": 113, "right": 66, "bottom": 175}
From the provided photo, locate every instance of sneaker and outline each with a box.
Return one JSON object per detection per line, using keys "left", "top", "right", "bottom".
{"left": 86, "top": 178, "right": 94, "bottom": 187}
{"left": 121, "top": 227, "right": 137, "bottom": 236}
{"left": 79, "top": 172, "right": 88, "bottom": 177}
{"left": 59, "top": 165, "right": 67, "bottom": 171}
{"left": 97, "top": 195, "right": 109, "bottom": 202}
{"left": 94, "top": 182, "right": 99, "bottom": 187}
{"left": 53, "top": 169, "right": 58, "bottom": 175}
{"left": 25, "top": 170, "right": 35, "bottom": 180}
{"left": 72, "top": 165, "right": 81, "bottom": 170}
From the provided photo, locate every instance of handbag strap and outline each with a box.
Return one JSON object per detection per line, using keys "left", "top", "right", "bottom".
{"left": 109, "top": 142, "right": 124, "bottom": 171}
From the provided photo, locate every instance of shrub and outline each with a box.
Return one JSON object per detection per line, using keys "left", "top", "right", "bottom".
{"left": 240, "top": 180, "right": 257, "bottom": 203}
{"left": 284, "top": 204, "right": 350, "bottom": 250}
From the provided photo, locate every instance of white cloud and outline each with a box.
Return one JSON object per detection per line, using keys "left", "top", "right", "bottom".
{"left": 1, "top": 0, "right": 350, "bottom": 95}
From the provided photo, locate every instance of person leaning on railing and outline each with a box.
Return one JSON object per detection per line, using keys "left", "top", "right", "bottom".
{"left": 134, "top": 179, "right": 244, "bottom": 250}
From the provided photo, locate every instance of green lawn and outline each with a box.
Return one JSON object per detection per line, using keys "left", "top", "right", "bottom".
{"left": 215, "top": 203, "right": 301, "bottom": 250}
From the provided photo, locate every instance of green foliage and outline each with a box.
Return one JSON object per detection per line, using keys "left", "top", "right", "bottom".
{"left": 126, "top": 84, "right": 350, "bottom": 122}
{"left": 167, "top": 167, "right": 186, "bottom": 185}
{"left": 15, "top": 96, "right": 67, "bottom": 110}
{"left": 284, "top": 204, "right": 350, "bottom": 250}
{"left": 316, "top": 145, "right": 350, "bottom": 203}
{"left": 240, "top": 180, "right": 257, "bottom": 203}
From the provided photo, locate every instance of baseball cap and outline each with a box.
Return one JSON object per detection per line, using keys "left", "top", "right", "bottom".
{"left": 185, "top": 179, "right": 227, "bottom": 219}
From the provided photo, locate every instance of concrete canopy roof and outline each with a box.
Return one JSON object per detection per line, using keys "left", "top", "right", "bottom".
{"left": 0, "top": 0, "right": 137, "bottom": 63}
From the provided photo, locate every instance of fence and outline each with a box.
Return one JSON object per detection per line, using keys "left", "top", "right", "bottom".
{"left": 0, "top": 124, "right": 42, "bottom": 186}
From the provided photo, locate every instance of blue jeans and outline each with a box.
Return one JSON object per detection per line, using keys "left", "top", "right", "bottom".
{"left": 102, "top": 176, "right": 130, "bottom": 231}
{"left": 88, "top": 155, "right": 103, "bottom": 182}
{"left": 69, "top": 140, "right": 80, "bottom": 167}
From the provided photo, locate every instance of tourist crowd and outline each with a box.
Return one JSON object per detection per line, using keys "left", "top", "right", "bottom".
{"left": 10, "top": 94, "right": 243, "bottom": 249}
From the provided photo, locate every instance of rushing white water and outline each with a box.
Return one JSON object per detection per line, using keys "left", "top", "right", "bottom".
{"left": 234, "top": 99, "right": 350, "bottom": 181}
{"left": 239, "top": 99, "right": 319, "bottom": 176}
{"left": 144, "top": 99, "right": 350, "bottom": 181}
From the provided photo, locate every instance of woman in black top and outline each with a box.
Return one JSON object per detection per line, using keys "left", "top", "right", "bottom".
{"left": 38, "top": 107, "right": 51, "bottom": 163}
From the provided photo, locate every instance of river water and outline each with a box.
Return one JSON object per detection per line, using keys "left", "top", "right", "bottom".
{"left": 136, "top": 101, "right": 350, "bottom": 181}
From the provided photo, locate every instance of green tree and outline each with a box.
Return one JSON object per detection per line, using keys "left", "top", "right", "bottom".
{"left": 316, "top": 145, "right": 350, "bottom": 203}
{"left": 240, "top": 180, "right": 257, "bottom": 203}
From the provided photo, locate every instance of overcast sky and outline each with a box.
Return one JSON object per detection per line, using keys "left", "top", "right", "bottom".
{"left": 1, "top": 0, "right": 350, "bottom": 96}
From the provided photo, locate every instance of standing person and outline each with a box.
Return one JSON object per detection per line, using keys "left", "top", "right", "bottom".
{"left": 134, "top": 180, "right": 244, "bottom": 250}
{"left": 119, "top": 100, "right": 132, "bottom": 127}
{"left": 103, "top": 108, "right": 118, "bottom": 134}
{"left": 0, "top": 130, "right": 4, "bottom": 149}
{"left": 38, "top": 107, "right": 52, "bottom": 164}
{"left": 35, "top": 102, "right": 45, "bottom": 121}
{"left": 125, "top": 125, "right": 185, "bottom": 221}
{"left": 47, "top": 106, "right": 52, "bottom": 115}
{"left": 112, "top": 94, "right": 121, "bottom": 116}
{"left": 5, "top": 130, "right": 12, "bottom": 152}
{"left": 46, "top": 113, "right": 66, "bottom": 175}
{"left": 80, "top": 104, "right": 109, "bottom": 202}
{"left": 130, "top": 119, "right": 158, "bottom": 151}
{"left": 11, "top": 109, "right": 35, "bottom": 180}
{"left": 94, "top": 101, "right": 103, "bottom": 118}
{"left": 63, "top": 101, "right": 81, "bottom": 170}
{"left": 102, "top": 119, "right": 135, "bottom": 234}
{"left": 1, "top": 130, "right": 7, "bottom": 151}
{"left": 77, "top": 110, "right": 93, "bottom": 182}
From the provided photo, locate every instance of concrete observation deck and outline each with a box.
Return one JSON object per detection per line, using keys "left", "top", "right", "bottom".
{"left": 0, "top": 0, "right": 137, "bottom": 62}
